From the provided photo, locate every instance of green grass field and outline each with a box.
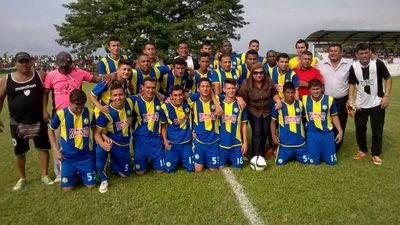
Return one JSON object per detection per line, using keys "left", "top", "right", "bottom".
{"left": 0, "top": 78, "right": 399, "bottom": 225}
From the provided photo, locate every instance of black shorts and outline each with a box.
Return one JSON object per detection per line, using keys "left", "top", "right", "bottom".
{"left": 10, "top": 122, "right": 50, "bottom": 156}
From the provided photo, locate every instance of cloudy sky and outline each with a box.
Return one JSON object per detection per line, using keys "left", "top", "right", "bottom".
{"left": 0, "top": 0, "right": 399, "bottom": 56}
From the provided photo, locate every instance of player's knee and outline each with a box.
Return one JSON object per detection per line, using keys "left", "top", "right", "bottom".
{"left": 62, "top": 187, "right": 74, "bottom": 193}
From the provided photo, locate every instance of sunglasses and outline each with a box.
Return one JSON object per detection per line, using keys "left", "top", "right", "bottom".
{"left": 253, "top": 71, "right": 264, "bottom": 76}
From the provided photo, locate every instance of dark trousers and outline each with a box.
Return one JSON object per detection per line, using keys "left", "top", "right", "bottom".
{"left": 333, "top": 95, "right": 349, "bottom": 152}
{"left": 248, "top": 112, "right": 271, "bottom": 157}
{"left": 354, "top": 106, "right": 385, "bottom": 156}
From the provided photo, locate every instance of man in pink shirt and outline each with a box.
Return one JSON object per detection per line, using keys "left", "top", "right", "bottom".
{"left": 42, "top": 51, "right": 102, "bottom": 182}
{"left": 293, "top": 51, "right": 324, "bottom": 98}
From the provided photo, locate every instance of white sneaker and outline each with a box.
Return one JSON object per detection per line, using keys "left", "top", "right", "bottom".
{"left": 13, "top": 178, "right": 26, "bottom": 191}
{"left": 54, "top": 176, "right": 61, "bottom": 183}
{"left": 99, "top": 181, "right": 109, "bottom": 193}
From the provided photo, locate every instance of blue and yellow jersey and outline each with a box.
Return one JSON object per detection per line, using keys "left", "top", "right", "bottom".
{"left": 188, "top": 93, "right": 220, "bottom": 144}
{"left": 160, "top": 71, "right": 190, "bottom": 97}
{"left": 98, "top": 54, "right": 129, "bottom": 75}
{"left": 129, "top": 66, "right": 171, "bottom": 94}
{"left": 271, "top": 67, "right": 298, "bottom": 98}
{"left": 219, "top": 100, "right": 248, "bottom": 149}
{"left": 91, "top": 79, "right": 131, "bottom": 106}
{"left": 236, "top": 53, "right": 265, "bottom": 65}
{"left": 209, "top": 57, "right": 218, "bottom": 71}
{"left": 96, "top": 98, "right": 133, "bottom": 146}
{"left": 264, "top": 64, "right": 276, "bottom": 77}
{"left": 160, "top": 100, "right": 192, "bottom": 144}
{"left": 49, "top": 107, "right": 94, "bottom": 160}
{"left": 189, "top": 70, "right": 213, "bottom": 93}
{"left": 131, "top": 95, "right": 163, "bottom": 137}
{"left": 214, "top": 55, "right": 241, "bottom": 69}
{"left": 289, "top": 56, "right": 317, "bottom": 69}
{"left": 238, "top": 63, "right": 251, "bottom": 84}
{"left": 271, "top": 100, "right": 305, "bottom": 147}
{"left": 212, "top": 68, "right": 241, "bottom": 92}
{"left": 302, "top": 95, "right": 338, "bottom": 133}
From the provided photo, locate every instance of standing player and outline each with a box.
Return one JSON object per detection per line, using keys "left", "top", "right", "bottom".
{"left": 271, "top": 82, "right": 308, "bottom": 165}
{"left": 236, "top": 39, "right": 266, "bottom": 65}
{"left": 289, "top": 39, "right": 318, "bottom": 69}
{"left": 159, "top": 57, "right": 190, "bottom": 98}
{"left": 270, "top": 53, "right": 299, "bottom": 99}
{"left": 94, "top": 83, "right": 134, "bottom": 193}
{"left": 98, "top": 36, "right": 129, "bottom": 76}
{"left": 303, "top": 79, "right": 343, "bottom": 165}
{"left": 132, "top": 77, "right": 165, "bottom": 175}
{"left": 190, "top": 78, "right": 222, "bottom": 172}
{"left": 189, "top": 52, "right": 213, "bottom": 93}
{"left": 160, "top": 85, "right": 194, "bottom": 173}
{"left": 218, "top": 79, "right": 248, "bottom": 169}
{"left": 198, "top": 40, "right": 217, "bottom": 71}
{"left": 264, "top": 50, "right": 277, "bottom": 76}
{"left": 238, "top": 50, "right": 259, "bottom": 81}
{"left": 142, "top": 41, "right": 165, "bottom": 67}
{"left": 48, "top": 90, "right": 96, "bottom": 192}
{"left": 212, "top": 54, "right": 241, "bottom": 94}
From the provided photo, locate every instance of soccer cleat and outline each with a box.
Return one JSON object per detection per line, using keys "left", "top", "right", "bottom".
{"left": 353, "top": 151, "right": 367, "bottom": 159}
{"left": 13, "top": 178, "right": 26, "bottom": 191}
{"left": 371, "top": 156, "right": 382, "bottom": 165}
{"left": 41, "top": 176, "right": 54, "bottom": 185}
{"left": 99, "top": 181, "right": 109, "bottom": 193}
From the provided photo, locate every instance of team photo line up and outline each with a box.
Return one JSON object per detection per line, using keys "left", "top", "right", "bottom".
{"left": 0, "top": 37, "right": 392, "bottom": 193}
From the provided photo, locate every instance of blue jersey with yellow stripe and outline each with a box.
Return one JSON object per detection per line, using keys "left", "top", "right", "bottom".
{"left": 91, "top": 80, "right": 131, "bottom": 106}
{"left": 131, "top": 96, "right": 163, "bottom": 137}
{"left": 271, "top": 100, "right": 305, "bottom": 147}
{"left": 236, "top": 53, "right": 265, "bottom": 65}
{"left": 264, "top": 64, "right": 276, "bottom": 77}
{"left": 96, "top": 98, "right": 134, "bottom": 146}
{"left": 214, "top": 56, "right": 241, "bottom": 69}
{"left": 189, "top": 93, "right": 219, "bottom": 144}
{"left": 219, "top": 100, "right": 248, "bottom": 149}
{"left": 212, "top": 68, "right": 241, "bottom": 92}
{"left": 129, "top": 66, "right": 170, "bottom": 94}
{"left": 302, "top": 95, "right": 338, "bottom": 133}
{"left": 98, "top": 54, "right": 129, "bottom": 75}
{"left": 189, "top": 70, "right": 213, "bottom": 93}
{"left": 160, "top": 100, "right": 192, "bottom": 144}
{"left": 49, "top": 107, "right": 94, "bottom": 160}
{"left": 271, "top": 67, "right": 298, "bottom": 98}
{"left": 160, "top": 71, "right": 190, "bottom": 97}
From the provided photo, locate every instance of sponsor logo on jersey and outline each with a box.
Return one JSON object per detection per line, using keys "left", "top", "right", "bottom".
{"left": 308, "top": 112, "right": 326, "bottom": 121}
{"left": 222, "top": 114, "right": 237, "bottom": 123}
{"left": 284, "top": 116, "right": 301, "bottom": 124}
{"left": 115, "top": 118, "right": 131, "bottom": 131}
{"left": 199, "top": 112, "right": 216, "bottom": 121}
{"left": 69, "top": 127, "right": 89, "bottom": 138}
{"left": 143, "top": 113, "right": 159, "bottom": 122}
{"left": 173, "top": 116, "right": 188, "bottom": 126}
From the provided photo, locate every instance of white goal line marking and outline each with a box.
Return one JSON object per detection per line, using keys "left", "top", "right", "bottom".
{"left": 222, "top": 168, "right": 266, "bottom": 225}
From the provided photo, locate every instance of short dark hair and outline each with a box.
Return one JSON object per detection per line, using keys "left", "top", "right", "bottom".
{"left": 328, "top": 43, "right": 342, "bottom": 51}
{"left": 110, "top": 83, "right": 124, "bottom": 93}
{"left": 295, "top": 39, "right": 309, "bottom": 49}
{"left": 246, "top": 49, "right": 259, "bottom": 58}
{"left": 118, "top": 59, "right": 132, "bottom": 67}
{"left": 200, "top": 40, "right": 212, "bottom": 48}
{"left": 173, "top": 57, "right": 187, "bottom": 66}
{"left": 224, "top": 78, "right": 237, "bottom": 86}
{"left": 70, "top": 89, "right": 87, "bottom": 105}
{"left": 143, "top": 41, "right": 155, "bottom": 49}
{"left": 283, "top": 81, "right": 296, "bottom": 92}
{"left": 177, "top": 41, "right": 189, "bottom": 49}
{"left": 198, "top": 77, "right": 211, "bottom": 87}
{"left": 302, "top": 50, "right": 313, "bottom": 57}
{"left": 199, "top": 52, "right": 210, "bottom": 60}
{"left": 309, "top": 79, "right": 322, "bottom": 88}
{"left": 277, "top": 53, "right": 290, "bottom": 61}
{"left": 107, "top": 36, "right": 121, "bottom": 46}
{"left": 219, "top": 54, "right": 231, "bottom": 62}
{"left": 355, "top": 43, "right": 370, "bottom": 52}
{"left": 170, "top": 85, "right": 184, "bottom": 94}
{"left": 248, "top": 39, "right": 259, "bottom": 46}
{"left": 266, "top": 50, "right": 277, "bottom": 57}
{"left": 144, "top": 76, "right": 157, "bottom": 83}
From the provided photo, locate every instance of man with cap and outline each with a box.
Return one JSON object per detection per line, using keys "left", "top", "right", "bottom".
{"left": 42, "top": 51, "right": 103, "bottom": 182}
{"left": 0, "top": 52, "right": 54, "bottom": 190}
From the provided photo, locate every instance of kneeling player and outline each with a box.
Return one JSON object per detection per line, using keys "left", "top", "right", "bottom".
{"left": 160, "top": 85, "right": 194, "bottom": 173}
{"left": 302, "top": 79, "right": 343, "bottom": 165}
{"left": 271, "top": 82, "right": 308, "bottom": 165}
{"left": 48, "top": 90, "right": 96, "bottom": 192}
{"left": 94, "top": 83, "right": 134, "bottom": 193}
{"left": 219, "top": 79, "right": 248, "bottom": 169}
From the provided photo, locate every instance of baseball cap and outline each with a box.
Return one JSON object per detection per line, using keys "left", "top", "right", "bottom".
{"left": 14, "top": 52, "right": 31, "bottom": 62}
{"left": 55, "top": 51, "right": 73, "bottom": 67}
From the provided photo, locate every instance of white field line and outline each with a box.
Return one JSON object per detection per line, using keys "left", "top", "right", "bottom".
{"left": 222, "top": 168, "right": 266, "bottom": 225}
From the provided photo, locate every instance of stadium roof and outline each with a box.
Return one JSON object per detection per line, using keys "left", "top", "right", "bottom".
{"left": 306, "top": 30, "right": 400, "bottom": 44}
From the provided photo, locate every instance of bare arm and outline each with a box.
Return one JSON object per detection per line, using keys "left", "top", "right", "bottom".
{"left": 88, "top": 93, "right": 109, "bottom": 114}
{"left": 42, "top": 88, "right": 51, "bottom": 123}
{"left": 270, "top": 119, "right": 280, "bottom": 145}
{"left": 213, "top": 83, "right": 221, "bottom": 95}
{"left": 241, "top": 122, "right": 248, "bottom": 155}
{"left": 381, "top": 78, "right": 392, "bottom": 109}
{"left": 347, "top": 84, "right": 356, "bottom": 106}
{"left": 48, "top": 127, "right": 63, "bottom": 161}
{"left": 272, "top": 94, "right": 282, "bottom": 110}
{"left": 331, "top": 115, "right": 343, "bottom": 144}
{"left": 0, "top": 77, "right": 7, "bottom": 132}
{"left": 161, "top": 123, "right": 171, "bottom": 150}
{"left": 94, "top": 127, "right": 112, "bottom": 151}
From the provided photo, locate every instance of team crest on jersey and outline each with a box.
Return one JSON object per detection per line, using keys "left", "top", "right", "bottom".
{"left": 233, "top": 75, "right": 238, "bottom": 80}
{"left": 309, "top": 159, "right": 314, "bottom": 164}
{"left": 322, "top": 105, "right": 328, "bottom": 110}
{"left": 295, "top": 108, "right": 300, "bottom": 113}
{"left": 234, "top": 107, "right": 239, "bottom": 113}
{"left": 135, "top": 164, "right": 141, "bottom": 170}
{"left": 195, "top": 154, "right": 200, "bottom": 160}
{"left": 143, "top": 113, "right": 159, "bottom": 122}
{"left": 69, "top": 127, "right": 89, "bottom": 138}
{"left": 185, "top": 107, "right": 190, "bottom": 113}
{"left": 83, "top": 118, "right": 89, "bottom": 124}
{"left": 166, "top": 162, "right": 171, "bottom": 167}
{"left": 211, "top": 105, "right": 215, "bottom": 110}
{"left": 278, "top": 159, "right": 283, "bottom": 164}
{"left": 222, "top": 114, "right": 237, "bottom": 123}
{"left": 11, "top": 138, "right": 17, "bottom": 147}
{"left": 127, "top": 110, "right": 131, "bottom": 115}
{"left": 23, "top": 89, "right": 30, "bottom": 96}
{"left": 308, "top": 112, "right": 326, "bottom": 121}
{"left": 199, "top": 112, "right": 216, "bottom": 121}
{"left": 156, "top": 105, "right": 161, "bottom": 111}
{"left": 62, "top": 178, "right": 68, "bottom": 183}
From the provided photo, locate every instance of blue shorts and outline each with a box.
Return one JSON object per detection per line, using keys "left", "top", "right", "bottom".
{"left": 61, "top": 157, "right": 96, "bottom": 188}
{"left": 165, "top": 141, "right": 194, "bottom": 173}
{"left": 95, "top": 144, "right": 131, "bottom": 182}
{"left": 193, "top": 139, "right": 219, "bottom": 169}
{"left": 307, "top": 130, "right": 337, "bottom": 165}
{"left": 275, "top": 144, "right": 308, "bottom": 165}
{"left": 219, "top": 146, "right": 243, "bottom": 168}
{"left": 134, "top": 136, "right": 165, "bottom": 172}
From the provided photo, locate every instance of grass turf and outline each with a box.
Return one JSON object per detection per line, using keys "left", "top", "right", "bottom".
{"left": 0, "top": 78, "right": 399, "bottom": 225}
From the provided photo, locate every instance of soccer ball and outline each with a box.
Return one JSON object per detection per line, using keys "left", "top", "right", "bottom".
{"left": 250, "top": 156, "right": 267, "bottom": 171}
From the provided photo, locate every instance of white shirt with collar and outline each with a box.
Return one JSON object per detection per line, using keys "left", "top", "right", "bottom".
{"left": 316, "top": 57, "right": 353, "bottom": 99}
